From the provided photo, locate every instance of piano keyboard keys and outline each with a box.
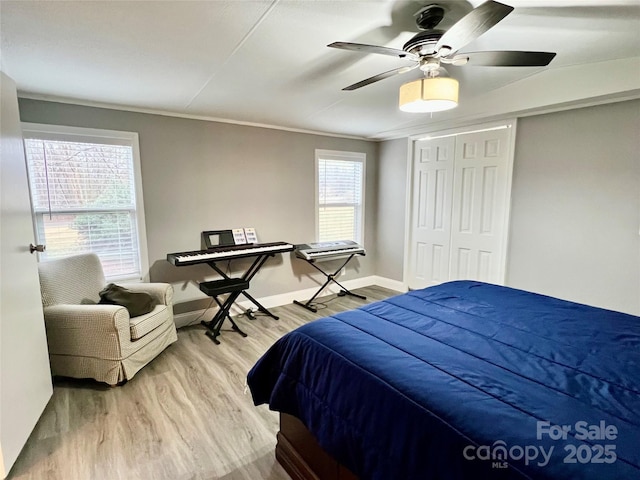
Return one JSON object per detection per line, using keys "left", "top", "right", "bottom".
{"left": 167, "top": 241, "right": 294, "bottom": 266}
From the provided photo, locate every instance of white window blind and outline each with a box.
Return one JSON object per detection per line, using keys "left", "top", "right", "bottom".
{"left": 316, "top": 150, "right": 365, "bottom": 243}
{"left": 23, "top": 124, "right": 148, "bottom": 280}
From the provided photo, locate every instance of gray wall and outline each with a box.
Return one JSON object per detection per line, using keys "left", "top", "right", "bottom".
{"left": 377, "top": 99, "right": 639, "bottom": 315}
{"left": 507, "top": 100, "right": 640, "bottom": 314}
{"left": 19, "top": 98, "right": 640, "bottom": 316}
{"left": 18, "top": 99, "right": 379, "bottom": 314}
{"left": 376, "top": 137, "right": 408, "bottom": 281}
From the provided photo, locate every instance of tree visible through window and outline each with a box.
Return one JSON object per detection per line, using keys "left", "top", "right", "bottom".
{"left": 316, "top": 150, "right": 365, "bottom": 244}
{"left": 23, "top": 125, "right": 147, "bottom": 280}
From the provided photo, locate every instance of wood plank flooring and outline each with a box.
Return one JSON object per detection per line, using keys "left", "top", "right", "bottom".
{"left": 7, "top": 286, "right": 399, "bottom": 480}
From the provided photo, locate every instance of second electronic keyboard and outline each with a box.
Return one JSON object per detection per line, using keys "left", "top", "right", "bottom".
{"left": 168, "top": 241, "right": 294, "bottom": 266}
{"left": 293, "top": 240, "right": 366, "bottom": 312}
{"left": 295, "top": 240, "right": 365, "bottom": 261}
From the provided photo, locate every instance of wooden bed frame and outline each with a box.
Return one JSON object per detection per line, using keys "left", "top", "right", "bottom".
{"left": 276, "top": 413, "right": 358, "bottom": 480}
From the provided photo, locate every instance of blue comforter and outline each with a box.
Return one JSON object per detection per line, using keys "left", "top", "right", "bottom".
{"left": 247, "top": 281, "right": 640, "bottom": 479}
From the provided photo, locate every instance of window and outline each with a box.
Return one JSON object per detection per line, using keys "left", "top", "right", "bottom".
{"left": 316, "top": 149, "right": 365, "bottom": 243}
{"left": 22, "top": 124, "right": 148, "bottom": 281}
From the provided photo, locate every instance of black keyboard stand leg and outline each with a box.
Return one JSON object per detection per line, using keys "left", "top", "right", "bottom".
{"left": 293, "top": 299, "right": 318, "bottom": 313}
{"left": 227, "top": 315, "right": 248, "bottom": 337}
{"left": 329, "top": 277, "right": 367, "bottom": 300}
{"left": 204, "top": 320, "right": 223, "bottom": 345}
{"left": 294, "top": 275, "right": 334, "bottom": 313}
{"left": 209, "top": 255, "right": 280, "bottom": 321}
{"left": 294, "top": 254, "right": 366, "bottom": 312}
{"left": 203, "top": 293, "right": 247, "bottom": 344}
{"left": 241, "top": 291, "right": 279, "bottom": 320}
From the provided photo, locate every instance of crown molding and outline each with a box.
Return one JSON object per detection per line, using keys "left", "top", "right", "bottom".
{"left": 370, "top": 90, "right": 640, "bottom": 141}
{"left": 17, "top": 92, "right": 373, "bottom": 142}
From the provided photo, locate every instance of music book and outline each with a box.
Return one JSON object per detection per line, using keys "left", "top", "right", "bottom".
{"left": 244, "top": 227, "right": 258, "bottom": 244}
{"left": 232, "top": 228, "right": 247, "bottom": 245}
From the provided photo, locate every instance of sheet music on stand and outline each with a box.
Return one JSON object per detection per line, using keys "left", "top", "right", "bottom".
{"left": 232, "top": 227, "right": 258, "bottom": 245}
{"left": 244, "top": 228, "right": 258, "bottom": 244}
{"left": 232, "top": 228, "right": 247, "bottom": 244}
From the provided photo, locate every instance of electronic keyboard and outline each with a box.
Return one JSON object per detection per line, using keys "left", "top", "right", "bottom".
{"left": 295, "top": 240, "right": 365, "bottom": 261}
{"left": 167, "top": 241, "right": 294, "bottom": 266}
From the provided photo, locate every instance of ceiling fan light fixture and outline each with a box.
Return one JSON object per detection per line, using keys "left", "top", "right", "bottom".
{"left": 399, "top": 77, "right": 459, "bottom": 113}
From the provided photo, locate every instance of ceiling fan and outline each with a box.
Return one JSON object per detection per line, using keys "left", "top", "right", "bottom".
{"left": 328, "top": 0, "right": 556, "bottom": 111}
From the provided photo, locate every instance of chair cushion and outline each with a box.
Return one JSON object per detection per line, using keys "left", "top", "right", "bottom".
{"left": 129, "top": 305, "right": 171, "bottom": 340}
{"left": 99, "top": 283, "right": 154, "bottom": 317}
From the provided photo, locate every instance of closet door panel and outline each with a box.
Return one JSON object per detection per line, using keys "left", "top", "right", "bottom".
{"left": 407, "top": 137, "right": 455, "bottom": 289}
{"left": 450, "top": 128, "right": 511, "bottom": 283}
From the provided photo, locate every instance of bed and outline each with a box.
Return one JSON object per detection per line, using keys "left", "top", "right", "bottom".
{"left": 247, "top": 281, "right": 640, "bottom": 479}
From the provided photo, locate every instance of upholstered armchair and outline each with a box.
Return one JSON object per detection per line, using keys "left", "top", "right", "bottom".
{"left": 37, "top": 253, "right": 177, "bottom": 386}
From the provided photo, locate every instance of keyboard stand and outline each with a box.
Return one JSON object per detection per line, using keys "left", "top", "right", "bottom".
{"left": 199, "top": 278, "right": 249, "bottom": 344}
{"left": 196, "top": 253, "right": 282, "bottom": 345}
{"left": 293, "top": 253, "right": 366, "bottom": 313}
{"left": 207, "top": 253, "right": 280, "bottom": 321}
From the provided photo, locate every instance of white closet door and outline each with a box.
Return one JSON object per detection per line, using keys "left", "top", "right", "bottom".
{"left": 449, "top": 127, "right": 512, "bottom": 283}
{"left": 406, "top": 136, "right": 455, "bottom": 289}
{"left": 405, "top": 123, "right": 514, "bottom": 290}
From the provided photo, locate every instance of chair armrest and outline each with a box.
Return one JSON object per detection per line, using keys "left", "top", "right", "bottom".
{"left": 42, "top": 304, "right": 132, "bottom": 358}
{"left": 42, "top": 304, "right": 130, "bottom": 332}
{"left": 118, "top": 283, "right": 173, "bottom": 306}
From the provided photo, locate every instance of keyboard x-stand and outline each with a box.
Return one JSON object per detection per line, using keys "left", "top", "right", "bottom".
{"left": 167, "top": 240, "right": 294, "bottom": 343}
{"left": 293, "top": 240, "right": 366, "bottom": 313}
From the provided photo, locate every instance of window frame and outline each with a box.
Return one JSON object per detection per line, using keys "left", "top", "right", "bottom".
{"left": 315, "top": 149, "right": 366, "bottom": 245}
{"left": 21, "top": 122, "right": 149, "bottom": 282}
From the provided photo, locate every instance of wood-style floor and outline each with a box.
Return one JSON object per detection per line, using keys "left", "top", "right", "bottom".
{"left": 8, "top": 286, "right": 399, "bottom": 480}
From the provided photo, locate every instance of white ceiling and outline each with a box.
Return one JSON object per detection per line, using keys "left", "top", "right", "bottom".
{"left": 1, "top": 0, "right": 639, "bottom": 140}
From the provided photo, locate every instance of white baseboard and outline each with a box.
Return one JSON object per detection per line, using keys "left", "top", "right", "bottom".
{"left": 173, "top": 275, "right": 405, "bottom": 329}
{"left": 370, "top": 275, "right": 406, "bottom": 293}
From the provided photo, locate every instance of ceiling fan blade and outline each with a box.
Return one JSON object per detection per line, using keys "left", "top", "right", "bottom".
{"left": 435, "top": 1, "right": 514, "bottom": 56}
{"left": 343, "top": 65, "right": 419, "bottom": 91}
{"left": 328, "top": 42, "right": 419, "bottom": 61}
{"left": 449, "top": 51, "right": 557, "bottom": 67}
